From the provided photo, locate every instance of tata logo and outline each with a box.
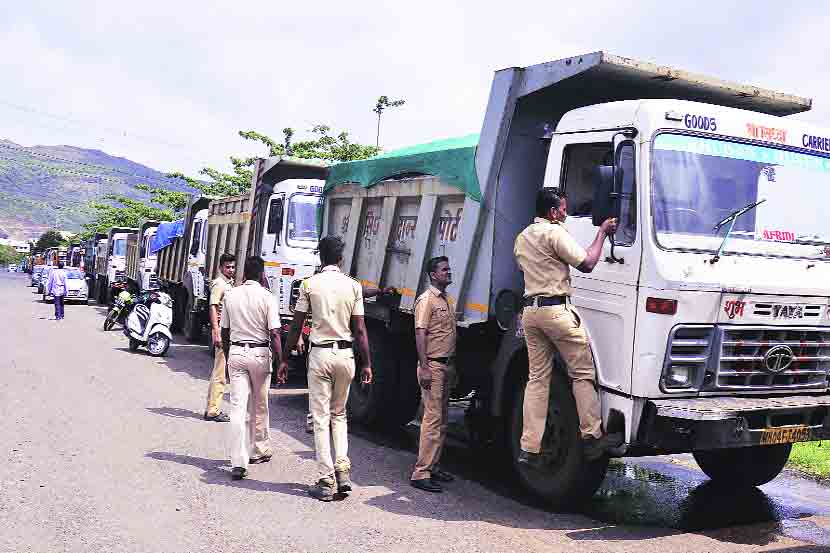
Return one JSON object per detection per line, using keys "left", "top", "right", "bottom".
{"left": 764, "top": 345, "right": 795, "bottom": 374}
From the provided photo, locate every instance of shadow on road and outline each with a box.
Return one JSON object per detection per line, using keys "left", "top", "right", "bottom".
{"left": 146, "top": 407, "right": 204, "bottom": 420}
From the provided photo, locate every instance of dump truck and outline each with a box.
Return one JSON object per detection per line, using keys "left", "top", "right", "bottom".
{"left": 125, "top": 221, "right": 161, "bottom": 293}
{"left": 321, "top": 51, "right": 830, "bottom": 506}
{"left": 81, "top": 233, "right": 107, "bottom": 297}
{"left": 155, "top": 158, "right": 326, "bottom": 340}
{"left": 94, "top": 227, "right": 137, "bottom": 304}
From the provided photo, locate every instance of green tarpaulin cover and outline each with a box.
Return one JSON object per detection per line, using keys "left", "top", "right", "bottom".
{"left": 324, "top": 133, "right": 481, "bottom": 202}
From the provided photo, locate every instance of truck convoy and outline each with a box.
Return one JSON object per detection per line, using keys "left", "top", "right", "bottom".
{"left": 319, "top": 51, "right": 830, "bottom": 506}
{"left": 125, "top": 221, "right": 160, "bottom": 293}
{"left": 155, "top": 159, "right": 326, "bottom": 340}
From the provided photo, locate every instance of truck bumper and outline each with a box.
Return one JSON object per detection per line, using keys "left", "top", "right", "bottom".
{"left": 638, "top": 394, "right": 830, "bottom": 452}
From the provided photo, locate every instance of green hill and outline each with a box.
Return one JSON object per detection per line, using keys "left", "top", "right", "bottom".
{"left": 0, "top": 139, "right": 194, "bottom": 240}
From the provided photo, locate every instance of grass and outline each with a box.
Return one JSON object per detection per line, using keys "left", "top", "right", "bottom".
{"left": 788, "top": 441, "right": 830, "bottom": 478}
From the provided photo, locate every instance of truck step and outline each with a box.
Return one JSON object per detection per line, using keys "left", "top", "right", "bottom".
{"left": 650, "top": 394, "right": 830, "bottom": 421}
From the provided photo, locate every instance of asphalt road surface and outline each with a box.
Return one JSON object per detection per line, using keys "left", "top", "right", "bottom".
{"left": 3, "top": 271, "right": 830, "bottom": 553}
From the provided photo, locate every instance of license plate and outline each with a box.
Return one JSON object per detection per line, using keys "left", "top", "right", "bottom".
{"left": 773, "top": 304, "right": 803, "bottom": 319}
{"left": 759, "top": 425, "right": 811, "bottom": 445}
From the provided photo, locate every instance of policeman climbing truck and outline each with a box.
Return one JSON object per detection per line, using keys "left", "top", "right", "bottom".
{"left": 154, "top": 159, "right": 326, "bottom": 340}
{"left": 320, "top": 51, "right": 830, "bottom": 507}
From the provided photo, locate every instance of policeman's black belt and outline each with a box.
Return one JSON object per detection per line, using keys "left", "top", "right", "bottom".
{"left": 312, "top": 341, "right": 353, "bottom": 349}
{"left": 231, "top": 341, "right": 270, "bottom": 348}
{"left": 524, "top": 295, "right": 566, "bottom": 307}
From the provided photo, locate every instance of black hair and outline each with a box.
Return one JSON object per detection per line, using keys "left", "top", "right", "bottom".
{"left": 57, "top": 262, "right": 64, "bottom": 269}
{"left": 426, "top": 256, "right": 448, "bottom": 278}
{"left": 318, "top": 236, "right": 345, "bottom": 267}
{"left": 219, "top": 253, "right": 236, "bottom": 266}
{"left": 535, "top": 188, "right": 565, "bottom": 217}
{"left": 243, "top": 256, "right": 265, "bottom": 282}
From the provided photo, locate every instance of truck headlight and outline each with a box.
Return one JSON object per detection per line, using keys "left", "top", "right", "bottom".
{"left": 665, "top": 365, "right": 692, "bottom": 387}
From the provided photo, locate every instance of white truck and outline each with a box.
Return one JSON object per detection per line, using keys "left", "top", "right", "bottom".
{"left": 125, "top": 221, "right": 161, "bottom": 293}
{"left": 94, "top": 227, "right": 137, "bottom": 304}
{"left": 155, "top": 158, "right": 326, "bottom": 340}
{"left": 321, "top": 51, "right": 830, "bottom": 507}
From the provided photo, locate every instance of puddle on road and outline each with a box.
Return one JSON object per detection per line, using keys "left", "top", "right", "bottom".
{"left": 585, "top": 458, "right": 830, "bottom": 546}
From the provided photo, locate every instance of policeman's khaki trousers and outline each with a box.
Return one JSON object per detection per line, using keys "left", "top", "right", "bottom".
{"left": 308, "top": 345, "right": 355, "bottom": 479}
{"left": 228, "top": 345, "right": 272, "bottom": 469}
{"left": 205, "top": 346, "right": 227, "bottom": 417}
{"left": 411, "top": 360, "right": 452, "bottom": 481}
{"left": 521, "top": 304, "right": 602, "bottom": 454}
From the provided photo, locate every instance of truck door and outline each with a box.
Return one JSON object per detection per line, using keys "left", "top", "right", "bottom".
{"left": 262, "top": 193, "right": 287, "bottom": 307}
{"left": 545, "top": 131, "right": 641, "bottom": 396}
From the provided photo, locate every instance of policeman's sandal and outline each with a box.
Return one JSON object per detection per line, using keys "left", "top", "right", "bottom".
{"left": 335, "top": 469, "right": 352, "bottom": 493}
{"left": 309, "top": 477, "right": 336, "bottom": 501}
{"left": 517, "top": 450, "right": 546, "bottom": 471}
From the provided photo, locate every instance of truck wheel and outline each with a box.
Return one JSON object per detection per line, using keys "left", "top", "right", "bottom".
{"left": 693, "top": 444, "right": 791, "bottom": 487}
{"left": 183, "top": 296, "right": 200, "bottom": 342}
{"left": 347, "top": 321, "right": 419, "bottom": 428}
{"left": 508, "top": 368, "right": 609, "bottom": 509}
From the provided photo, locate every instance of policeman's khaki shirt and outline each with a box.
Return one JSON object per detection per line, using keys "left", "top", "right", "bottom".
{"left": 514, "top": 217, "right": 587, "bottom": 298}
{"left": 209, "top": 274, "right": 234, "bottom": 323}
{"left": 295, "top": 265, "right": 364, "bottom": 345}
{"left": 220, "top": 280, "right": 280, "bottom": 343}
{"left": 414, "top": 285, "right": 457, "bottom": 358}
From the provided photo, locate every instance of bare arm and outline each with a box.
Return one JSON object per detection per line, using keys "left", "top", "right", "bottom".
{"left": 362, "top": 284, "right": 396, "bottom": 299}
{"left": 415, "top": 328, "right": 431, "bottom": 390}
{"left": 576, "top": 218, "right": 617, "bottom": 273}
{"left": 209, "top": 305, "right": 221, "bottom": 347}
{"left": 221, "top": 327, "right": 230, "bottom": 360}
{"left": 351, "top": 315, "right": 373, "bottom": 384}
{"left": 283, "top": 310, "right": 306, "bottom": 360}
{"left": 269, "top": 327, "right": 283, "bottom": 380}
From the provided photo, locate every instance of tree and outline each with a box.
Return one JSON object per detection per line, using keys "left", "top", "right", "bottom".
{"left": 35, "top": 230, "right": 66, "bottom": 250}
{"left": 79, "top": 184, "right": 185, "bottom": 239}
{"left": 0, "top": 244, "right": 23, "bottom": 266}
{"left": 373, "top": 96, "right": 405, "bottom": 147}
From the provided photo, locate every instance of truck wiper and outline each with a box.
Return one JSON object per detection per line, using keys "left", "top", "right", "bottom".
{"left": 709, "top": 199, "right": 766, "bottom": 264}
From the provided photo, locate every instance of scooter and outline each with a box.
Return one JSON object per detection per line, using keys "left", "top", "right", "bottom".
{"left": 124, "top": 291, "right": 173, "bottom": 357}
{"left": 104, "top": 289, "right": 134, "bottom": 331}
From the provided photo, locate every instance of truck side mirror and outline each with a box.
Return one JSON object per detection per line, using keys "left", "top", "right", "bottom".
{"left": 592, "top": 165, "right": 619, "bottom": 226}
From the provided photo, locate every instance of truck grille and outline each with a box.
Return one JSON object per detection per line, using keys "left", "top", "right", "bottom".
{"left": 716, "top": 326, "right": 830, "bottom": 391}
{"left": 148, "top": 275, "right": 159, "bottom": 290}
{"left": 115, "top": 270, "right": 126, "bottom": 283}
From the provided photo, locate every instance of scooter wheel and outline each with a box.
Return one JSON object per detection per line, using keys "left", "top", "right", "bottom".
{"left": 147, "top": 332, "right": 170, "bottom": 357}
{"left": 128, "top": 338, "right": 140, "bottom": 352}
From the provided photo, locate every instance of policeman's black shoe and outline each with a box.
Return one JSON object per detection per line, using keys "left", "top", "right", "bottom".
{"left": 431, "top": 468, "right": 454, "bottom": 483}
{"left": 249, "top": 455, "right": 272, "bottom": 464}
{"left": 204, "top": 411, "right": 230, "bottom": 422}
{"left": 410, "top": 478, "right": 443, "bottom": 493}
{"left": 517, "top": 450, "right": 546, "bottom": 471}
{"left": 231, "top": 467, "right": 248, "bottom": 480}
{"left": 335, "top": 469, "right": 352, "bottom": 493}
{"left": 582, "top": 432, "right": 624, "bottom": 462}
{"left": 309, "top": 477, "right": 336, "bottom": 501}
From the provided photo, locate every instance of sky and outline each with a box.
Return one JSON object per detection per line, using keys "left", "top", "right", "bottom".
{"left": 2, "top": 1, "right": 829, "bottom": 177}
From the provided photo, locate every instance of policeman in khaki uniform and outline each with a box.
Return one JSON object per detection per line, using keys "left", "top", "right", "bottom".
{"left": 221, "top": 256, "right": 282, "bottom": 480}
{"left": 514, "top": 188, "right": 621, "bottom": 467}
{"left": 280, "top": 236, "right": 373, "bottom": 502}
{"left": 204, "top": 253, "right": 236, "bottom": 422}
{"left": 410, "top": 256, "right": 457, "bottom": 493}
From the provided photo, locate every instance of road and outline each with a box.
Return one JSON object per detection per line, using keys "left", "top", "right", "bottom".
{"left": 2, "top": 271, "right": 830, "bottom": 553}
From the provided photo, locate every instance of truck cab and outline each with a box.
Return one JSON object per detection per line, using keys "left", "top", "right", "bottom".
{"left": 261, "top": 179, "right": 324, "bottom": 321}
{"left": 108, "top": 232, "right": 130, "bottom": 286}
{"left": 140, "top": 226, "right": 159, "bottom": 291}
{"left": 186, "top": 209, "right": 209, "bottom": 305}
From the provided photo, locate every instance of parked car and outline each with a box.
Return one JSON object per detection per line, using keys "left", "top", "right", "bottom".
{"left": 42, "top": 268, "right": 89, "bottom": 304}
{"left": 8, "top": 264, "right": 17, "bottom": 272}
{"left": 31, "top": 265, "right": 46, "bottom": 287}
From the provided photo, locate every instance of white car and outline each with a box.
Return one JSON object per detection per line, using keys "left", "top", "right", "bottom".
{"left": 8, "top": 264, "right": 17, "bottom": 272}
{"left": 42, "top": 268, "right": 89, "bottom": 304}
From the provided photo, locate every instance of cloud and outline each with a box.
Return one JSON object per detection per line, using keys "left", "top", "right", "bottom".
{"left": 2, "top": 0, "right": 830, "bottom": 178}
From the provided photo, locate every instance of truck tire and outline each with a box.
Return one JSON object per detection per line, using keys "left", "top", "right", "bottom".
{"left": 347, "top": 321, "right": 419, "bottom": 428}
{"left": 183, "top": 295, "right": 200, "bottom": 342}
{"left": 508, "top": 368, "right": 609, "bottom": 509}
{"left": 693, "top": 444, "right": 791, "bottom": 487}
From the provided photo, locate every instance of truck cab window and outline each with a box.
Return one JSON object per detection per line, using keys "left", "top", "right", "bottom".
{"left": 190, "top": 221, "right": 202, "bottom": 257}
{"left": 267, "top": 198, "right": 284, "bottom": 246}
{"left": 562, "top": 143, "right": 613, "bottom": 217}
{"left": 616, "top": 143, "right": 637, "bottom": 245}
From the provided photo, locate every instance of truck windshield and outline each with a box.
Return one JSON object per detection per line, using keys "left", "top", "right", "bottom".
{"left": 652, "top": 133, "right": 830, "bottom": 260}
{"left": 113, "top": 239, "right": 127, "bottom": 257}
{"left": 287, "top": 194, "right": 320, "bottom": 247}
